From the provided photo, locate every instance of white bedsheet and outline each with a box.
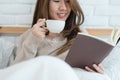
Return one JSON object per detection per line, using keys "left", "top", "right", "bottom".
{"left": 0, "top": 39, "right": 120, "bottom": 80}
{"left": 0, "top": 56, "right": 111, "bottom": 80}
{"left": 0, "top": 56, "right": 79, "bottom": 80}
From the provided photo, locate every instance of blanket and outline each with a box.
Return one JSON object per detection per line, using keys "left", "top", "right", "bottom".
{"left": 0, "top": 38, "right": 120, "bottom": 80}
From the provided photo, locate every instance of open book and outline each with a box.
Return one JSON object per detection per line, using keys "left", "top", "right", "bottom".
{"left": 110, "top": 27, "right": 120, "bottom": 45}
{"left": 65, "top": 28, "right": 120, "bottom": 69}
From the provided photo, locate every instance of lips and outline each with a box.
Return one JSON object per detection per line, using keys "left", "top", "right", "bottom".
{"left": 57, "top": 13, "right": 67, "bottom": 19}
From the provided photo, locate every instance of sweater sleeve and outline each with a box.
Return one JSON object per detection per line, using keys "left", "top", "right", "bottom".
{"left": 11, "top": 29, "right": 43, "bottom": 65}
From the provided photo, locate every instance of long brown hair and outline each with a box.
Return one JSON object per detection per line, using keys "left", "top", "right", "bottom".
{"left": 32, "top": 0, "right": 84, "bottom": 54}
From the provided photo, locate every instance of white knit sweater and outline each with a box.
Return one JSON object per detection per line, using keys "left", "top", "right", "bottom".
{"left": 1, "top": 29, "right": 69, "bottom": 65}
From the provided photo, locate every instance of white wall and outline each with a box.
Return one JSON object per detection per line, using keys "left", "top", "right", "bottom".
{"left": 0, "top": 0, "right": 120, "bottom": 28}
{"left": 0, "top": 0, "right": 36, "bottom": 27}
{"left": 79, "top": 0, "right": 120, "bottom": 28}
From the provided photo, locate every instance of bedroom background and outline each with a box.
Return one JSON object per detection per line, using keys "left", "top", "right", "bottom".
{"left": 0, "top": 0, "right": 120, "bottom": 28}
{"left": 0, "top": 1, "right": 120, "bottom": 80}
{"left": 0, "top": 0, "right": 120, "bottom": 42}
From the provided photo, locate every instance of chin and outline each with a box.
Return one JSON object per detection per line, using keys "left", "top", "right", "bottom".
{"left": 58, "top": 18, "right": 67, "bottom": 21}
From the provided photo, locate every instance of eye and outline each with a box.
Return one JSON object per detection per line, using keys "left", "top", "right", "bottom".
{"left": 53, "top": 0, "right": 60, "bottom": 2}
{"left": 66, "top": 0, "right": 70, "bottom": 3}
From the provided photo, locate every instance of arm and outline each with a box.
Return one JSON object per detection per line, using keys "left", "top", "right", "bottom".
{"left": 11, "top": 29, "right": 40, "bottom": 64}
{"left": 12, "top": 19, "right": 48, "bottom": 65}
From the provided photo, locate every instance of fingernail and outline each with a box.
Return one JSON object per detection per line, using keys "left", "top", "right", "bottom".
{"left": 45, "top": 30, "right": 49, "bottom": 35}
{"left": 93, "top": 64, "right": 96, "bottom": 67}
{"left": 43, "top": 18, "right": 46, "bottom": 21}
{"left": 85, "top": 66, "right": 88, "bottom": 69}
{"left": 98, "top": 64, "right": 102, "bottom": 66}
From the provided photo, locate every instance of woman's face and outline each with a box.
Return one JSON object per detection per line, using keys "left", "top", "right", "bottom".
{"left": 49, "top": 0, "right": 71, "bottom": 21}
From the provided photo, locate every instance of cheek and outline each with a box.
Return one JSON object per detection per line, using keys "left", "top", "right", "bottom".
{"left": 50, "top": 8, "right": 56, "bottom": 14}
{"left": 49, "top": 8, "right": 56, "bottom": 18}
{"left": 50, "top": 5, "right": 58, "bottom": 13}
{"left": 49, "top": 2, "right": 58, "bottom": 13}
{"left": 49, "top": 6, "right": 58, "bottom": 18}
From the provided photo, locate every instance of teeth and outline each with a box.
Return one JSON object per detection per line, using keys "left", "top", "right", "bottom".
{"left": 58, "top": 13, "right": 65, "bottom": 17}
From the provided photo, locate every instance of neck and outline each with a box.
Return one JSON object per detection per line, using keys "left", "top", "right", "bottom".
{"left": 47, "top": 32, "right": 60, "bottom": 39}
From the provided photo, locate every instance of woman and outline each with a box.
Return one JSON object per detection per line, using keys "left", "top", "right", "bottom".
{"left": 9, "top": 0, "right": 104, "bottom": 73}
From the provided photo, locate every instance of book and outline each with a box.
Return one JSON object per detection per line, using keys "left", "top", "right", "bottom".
{"left": 110, "top": 26, "right": 120, "bottom": 45}
{"left": 65, "top": 30, "right": 120, "bottom": 69}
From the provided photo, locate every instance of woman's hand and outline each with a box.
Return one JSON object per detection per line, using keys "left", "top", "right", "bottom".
{"left": 85, "top": 64, "right": 104, "bottom": 74}
{"left": 32, "top": 19, "right": 48, "bottom": 38}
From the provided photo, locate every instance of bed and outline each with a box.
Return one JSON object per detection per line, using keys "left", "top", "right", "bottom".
{"left": 0, "top": 26, "right": 120, "bottom": 80}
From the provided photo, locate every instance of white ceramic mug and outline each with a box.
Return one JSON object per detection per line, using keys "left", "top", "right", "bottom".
{"left": 46, "top": 20, "right": 65, "bottom": 33}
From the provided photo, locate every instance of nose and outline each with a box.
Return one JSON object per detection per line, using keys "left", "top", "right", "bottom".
{"left": 59, "top": 1, "right": 67, "bottom": 11}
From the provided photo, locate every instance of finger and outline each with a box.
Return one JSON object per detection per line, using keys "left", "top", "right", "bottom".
{"left": 36, "top": 19, "right": 47, "bottom": 28}
{"left": 38, "top": 25, "right": 49, "bottom": 35}
{"left": 37, "top": 21, "right": 45, "bottom": 27}
{"left": 39, "top": 26, "right": 49, "bottom": 34}
{"left": 37, "top": 18, "right": 46, "bottom": 23}
{"left": 98, "top": 64, "right": 104, "bottom": 71}
{"left": 37, "top": 18, "right": 45, "bottom": 22}
{"left": 37, "top": 19, "right": 42, "bottom": 23}
{"left": 32, "top": 29, "right": 46, "bottom": 38}
{"left": 38, "top": 27, "right": 48, "bottom": 33}
{"left": 40, "top": 26, "right": 47, "bottom": 29}
{"left": 33, "top": 22, "right": 44, "bottom": 29}
{"left": 93, "top": 64, "right": 104, "bottom": 74}
{"left": 32, "top": 24, "right": 47, "bottom": 35}
{"left": 45, "top": 30, "right": 49, "bottom": 35}
{"left": 85, "top": 66, "right": 95, "bottom": 72}
{"left": 32, "top": 21, "right": 49, "bottom": 37}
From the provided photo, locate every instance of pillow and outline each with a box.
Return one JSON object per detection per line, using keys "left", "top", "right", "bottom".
{"left": 0, "top": 38, "right": 15, "bottom": 69}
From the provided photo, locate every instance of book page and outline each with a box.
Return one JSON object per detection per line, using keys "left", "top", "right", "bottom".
{"left": 110, "top": 27, "right": 120, "bottom": 45}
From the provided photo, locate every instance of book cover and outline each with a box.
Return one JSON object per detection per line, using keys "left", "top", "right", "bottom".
{"left": 65, "top": 33, "right": 115, "bottom": 69}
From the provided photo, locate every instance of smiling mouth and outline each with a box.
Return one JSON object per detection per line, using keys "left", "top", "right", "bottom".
{"left": 57, "top": 13, "right": 67, "bottom": 18}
